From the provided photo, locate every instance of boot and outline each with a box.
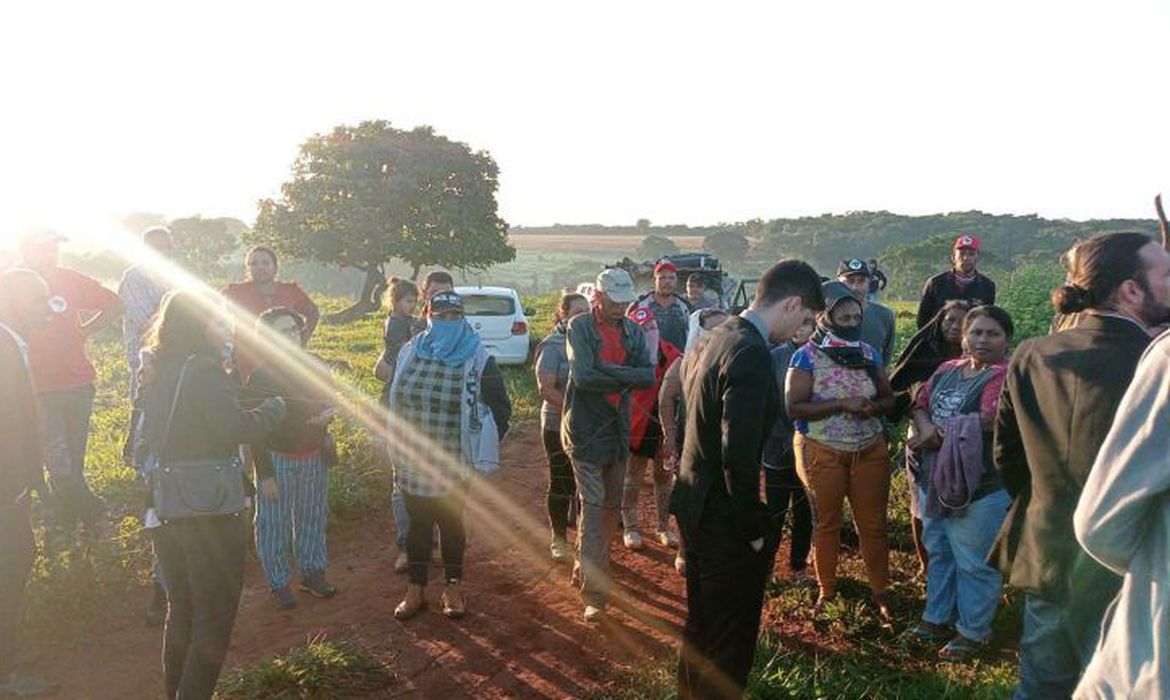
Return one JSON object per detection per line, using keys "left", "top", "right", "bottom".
{"left": 394, "top": 584, "right": 425, "bottom": 620}
{"left": 441, "top": 580, "right": 466, "bottom": 619}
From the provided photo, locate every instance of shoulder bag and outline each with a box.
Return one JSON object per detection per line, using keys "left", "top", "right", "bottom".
{"left": 152, "top": 357, "right": 247, "bottom": 520}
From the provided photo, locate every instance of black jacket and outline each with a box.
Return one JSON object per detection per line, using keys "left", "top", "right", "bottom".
{"left": 672, "top": 316, "right": 778, "bottom": 544}
{"left": 992, "top": 314, "right": 1150, "bottom": 604}
{"left": 916, "top": 270, "right": 997, "bottom": 328}
{"left": 141, "top": 353, "right": 286, "bottom": 477}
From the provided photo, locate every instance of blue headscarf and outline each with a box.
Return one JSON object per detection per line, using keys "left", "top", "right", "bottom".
{"left": 414, "top": 317, "right": 479, "bottom": 367}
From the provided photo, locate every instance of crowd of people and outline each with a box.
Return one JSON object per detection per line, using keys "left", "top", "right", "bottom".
{"left": 1, "top": 224, "right": 1168, "bottom": 699}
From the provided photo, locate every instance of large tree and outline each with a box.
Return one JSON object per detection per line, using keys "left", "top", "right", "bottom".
{"left": 251, "top": 121, "right": 515, "bottom": 320}
{"left": 636, "top": 234, "right": 679, "bottom": 261}
{"left": 703, "top": 230, "right": 749, "bottom": 267}
{"left": 169, "top": 215, "right": 244, "bottom": 274}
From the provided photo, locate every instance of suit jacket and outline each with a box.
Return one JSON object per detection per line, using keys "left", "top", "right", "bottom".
{"left": 0, "top": 324, "right": 43, "bottom": 507}
{"left": 672, "top": 316, "right": 777, "bottom": 544}
{"left": 992, "top": 314, "right": 1150, "bottom": 605}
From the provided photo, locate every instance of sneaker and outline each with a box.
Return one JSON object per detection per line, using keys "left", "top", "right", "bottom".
{"left": 271, "top": 585, "right": 297, "bottom": 610}
{"left": 655, "top": 530, "right": 679, "bottom": 548}
{"left": 393, "top": 551, "right": 409, "bottom": 574}
{"left": 674, "top": 556, "right": 686, "bottom": 577}
{"left": 622, "top": 530, "right": 644, "bottom": 550}
{"left": 0, "top": 672, "right": 57, "bottom": 697}
{"left": 394, "top": 584, "right": 425, "bottom": 620}
{"left": 441, "top": 580, "right": 466, "bottom": 619}
{"left": 570, "top": 560, "right": 582, "bottom": 587}
{"left": 144, "top": 582, "right": 167, "bottom": 627}
{"left": 300, "top": 572, "right": 338, "bottom": 598}
{"left": 550, "top": 536, "right": 570, "bottom": 563}
{"left": 583, "top": 604, "right": 605, "bottom": 623}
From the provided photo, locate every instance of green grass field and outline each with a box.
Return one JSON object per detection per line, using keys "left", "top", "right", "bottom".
{"left": 26, "top": 287, "right": 1050, "bottom": 698}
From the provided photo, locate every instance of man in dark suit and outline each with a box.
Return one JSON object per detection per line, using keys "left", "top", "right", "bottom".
{"left": 0, "top": 267, "right": 56, "bottom": 697}
{"left": 673, "top": 259, "right": 824, "bottom": 699}
{"left": 994, "top": 232, "right": 1170, "bottom": 699}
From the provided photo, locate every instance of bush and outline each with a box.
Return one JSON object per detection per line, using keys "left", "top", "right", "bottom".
{"left": 215, "top": 637, "right": 395, "bottom": 699}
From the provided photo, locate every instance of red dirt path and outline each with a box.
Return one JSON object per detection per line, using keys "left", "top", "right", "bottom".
{"left": 39, "top": 423, "right": 684, "bottom": 699}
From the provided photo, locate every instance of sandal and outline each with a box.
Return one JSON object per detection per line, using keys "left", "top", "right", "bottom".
{"left": 872, "top": 594, "right": 894, "bottom": 627}
{"left": 938, "top": 634, "right": 985, "bottom": 661}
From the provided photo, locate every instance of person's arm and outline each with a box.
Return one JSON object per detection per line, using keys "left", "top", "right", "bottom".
{"left": 993, "top": 356, "right": 1029, "bottom": 499}
{"left": 657, "top": 357, "right": 683, "bottom": 457}
{"left": 481, "top": 356, "right": 511, "bottom": 439}
{"left": 243, "top": 371, "right": 278, "bottom": 488}
{"left": 868, "top": 365, "right": 896, "bottom": 417}
{"left": 916, "top": 278, "right": 937, "bottom": 329}
{"left": 720, "top": 345, "right": 772, "bottom": 545}
{"left": 877, "top": 270, "right": 888, "bottom": 290}
{"left": 192, "top": 361, "right": 286, "bottom": 446}
{"left": 987, "top": 278, "right": 997, "bottom": 305}
{"left": 566, "top": 322, "right": 654, "bottom": 392}
{"left": 1075, "top": 341, "right": 1170, "bottom": 574}
{"left": 79, "top": 276, "right": 124, "bottom": 338}
{"left": 292, "top": 285, "right": 321, "bottom": 343}
{"left": 534, "top": 344, "right": 565, "bottom": 409}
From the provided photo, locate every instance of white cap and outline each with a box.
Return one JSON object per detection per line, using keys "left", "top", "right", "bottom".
{"left": 595, "top": 268, "right": 637, "bottom": 304}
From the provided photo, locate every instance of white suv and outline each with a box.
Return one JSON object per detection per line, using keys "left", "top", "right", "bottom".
{"left": 455, "top": 286, "right": 532, "bottom": 365}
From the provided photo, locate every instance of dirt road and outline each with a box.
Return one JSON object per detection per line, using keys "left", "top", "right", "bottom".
{"left": 40, "top": 423, "right": 683, "bottom": 698}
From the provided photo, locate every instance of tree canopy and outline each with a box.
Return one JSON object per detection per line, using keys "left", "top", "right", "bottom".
{"left": 636, "top": 234, "right": 679, "bottom": 260}
{"left": 250, "top": 120, "right": 515, "bottom": 316}
{"left": 702, "top": 230, "right": 750, "bottom": 267}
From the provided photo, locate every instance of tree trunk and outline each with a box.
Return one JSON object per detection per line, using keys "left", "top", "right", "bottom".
{"left": 410, "top": 262, "right": 421, "bottom": 281}
{"left": 324, "top": 263, "right": 387, "bottom": 324}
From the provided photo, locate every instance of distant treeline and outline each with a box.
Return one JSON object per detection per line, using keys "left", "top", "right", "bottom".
{"left": 517, "top": 211, "right": 1159, "bottom": 298}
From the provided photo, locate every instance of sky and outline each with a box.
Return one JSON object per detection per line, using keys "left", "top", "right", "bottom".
{"left": 1, "top": 0, "right": 1167, "bottom": 245}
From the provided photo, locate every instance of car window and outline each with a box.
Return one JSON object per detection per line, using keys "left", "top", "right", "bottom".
{"left": 462, "top": 295, "right": 516, "bottom": 317}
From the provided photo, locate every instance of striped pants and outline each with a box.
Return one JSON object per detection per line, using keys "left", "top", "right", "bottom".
{"left": 254, "top": 451, "right": 329, "bottom": 590}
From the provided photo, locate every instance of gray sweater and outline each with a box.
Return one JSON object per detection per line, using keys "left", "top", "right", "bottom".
{"left": 1073, "top": 333, "right": 1170, "bottom": 699}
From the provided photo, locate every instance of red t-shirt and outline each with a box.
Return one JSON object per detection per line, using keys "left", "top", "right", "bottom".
{"left": 26, "top": 267, "right": 121, "bottom": 393}
{"left": 221, "top": 281, "right": 320, "bottom": 379}
{"left": 594, "top": 308, "right": 627, "bottom": 407}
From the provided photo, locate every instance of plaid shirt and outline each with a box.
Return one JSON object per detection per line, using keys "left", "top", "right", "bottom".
{"left": 389, "top": 356, "right": 468, "bottom": 497}
{"left": 119, "top": 264, "right": 171, "bottom": 365}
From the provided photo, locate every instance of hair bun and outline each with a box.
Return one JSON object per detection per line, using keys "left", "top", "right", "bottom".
{"left": 1053, "top": 283, "right": 1092, "bottom": 314}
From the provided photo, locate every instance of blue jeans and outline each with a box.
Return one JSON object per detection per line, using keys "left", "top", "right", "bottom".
{"left": 254, "top": 452, "right": 329, "bottom": 590}
{"left": 920, "top": 487, "right": 1010, "bottom": 642}
{"left": 1014, "top": 594, "right": 1100, "bottom": 699}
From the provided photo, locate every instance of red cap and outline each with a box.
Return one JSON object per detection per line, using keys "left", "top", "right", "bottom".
{"left": 953, "top": 234, "right": 981, "bottom": 251}
{"left": 654, "top": 260, "right": 678, "bottom": 274}
{"left": 627, "top": 306, "right": 655, "bottom": 326}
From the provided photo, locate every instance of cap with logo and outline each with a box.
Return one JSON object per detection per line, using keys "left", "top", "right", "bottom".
{"left": 627, "top": 306, "right": 655, "bottom": 326}
{"left": 428, "top": 290, "right": 464, "bottom": 314}
{"left": 596, "top": 268, "right": 637, "bottom": 303}
{"left": 953, "top": 234, "right": 981, "bottom": 251}
{"left": 836, "top": 258, "right": 871, "bottom": 278}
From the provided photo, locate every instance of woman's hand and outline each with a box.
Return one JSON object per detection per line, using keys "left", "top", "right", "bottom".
{"left": 306, "top": 406, "right": 338, "bottom": 427}
{"left": 839, "top": 397, "right": 874, "bottom": 415}
{"left": 908, "top": 422, "right": 944, "bottom": 451}
{"left": 260, "top": 477, "right": 279, "bottom": 501}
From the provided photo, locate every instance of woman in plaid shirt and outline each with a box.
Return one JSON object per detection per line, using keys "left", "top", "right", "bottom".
{"left": 388, "top": 291, "right": 511, "bottom": 620}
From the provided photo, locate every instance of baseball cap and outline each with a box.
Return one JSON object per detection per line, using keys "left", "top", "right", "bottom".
{"left": 654, "top": 260, "right": 678, "bottom": 274}
{"left": 596, "top": 268, "right": 637, "bottom": 303}
{"left": 18, "top": 229, "right": 67, "bottom": 248}
{"left": 953, "top": 234, "right": 981, "bottom": 251}
{"left": 836, "top": 258, "right": 871, "bottom": 278}
{"left": 429, "top": 290, "right": 464, "bottom": 314}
